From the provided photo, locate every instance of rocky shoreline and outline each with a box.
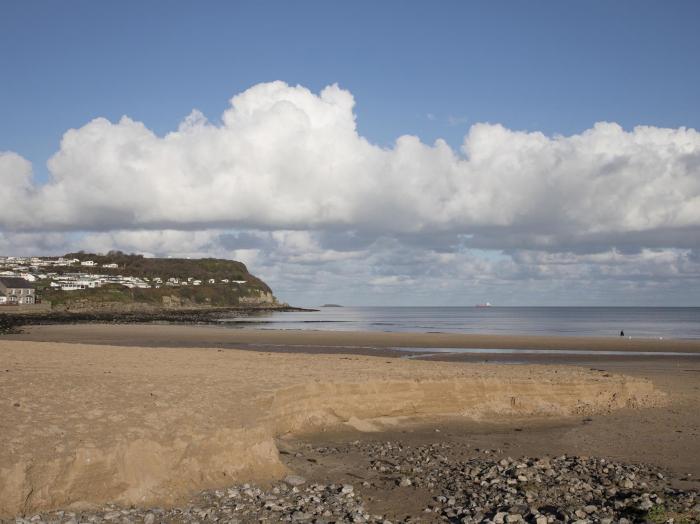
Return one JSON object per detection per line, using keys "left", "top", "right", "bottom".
{"left": 7, "top": 441, "right": 699, "bottom": 524}
{"left": 0, "top": 306, "right": 315, "bottom": 335}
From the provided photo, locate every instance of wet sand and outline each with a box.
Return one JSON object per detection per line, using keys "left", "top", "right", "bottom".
{"left": 7, "top": 322, "right": 700, "bottom": 354}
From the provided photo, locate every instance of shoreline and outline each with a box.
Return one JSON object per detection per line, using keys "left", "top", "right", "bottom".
{"left": 0, "top": 306, "right": 316, "bottom": 335}
{"left": 7, "top": 322, "right": 700, "bottom": 354}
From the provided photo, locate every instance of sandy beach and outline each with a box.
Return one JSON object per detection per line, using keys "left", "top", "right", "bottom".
{"left": 2, "top": 324, "right": 700, "bottom": 521}
{"left": 8, "top": 323, "right": 700, "bottom": 354}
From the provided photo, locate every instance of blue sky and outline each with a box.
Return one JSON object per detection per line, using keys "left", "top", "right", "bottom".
{"left": 1, "top": 1, "right": 699, "bottom": 306}
{"left": 3, "top": 1, "right": 699, "bottom": 179}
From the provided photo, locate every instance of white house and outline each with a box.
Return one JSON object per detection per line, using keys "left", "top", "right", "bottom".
{"left": 102, "top": 263, "right": 118, "bottom": 269}
{"left": 80, "top": 261, "right": 96, "bottom": 267}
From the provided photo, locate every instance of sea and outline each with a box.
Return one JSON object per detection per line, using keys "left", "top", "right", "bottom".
{"left": 219, "top": 306, "right": 700, "bottom": 340}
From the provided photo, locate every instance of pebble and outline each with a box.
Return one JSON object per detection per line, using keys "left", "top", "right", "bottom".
{"left": 6, "top": 442, "right": 699, "bottom": 524}
{"left": 284, "top": 474, "right": 307, "bottom": 486}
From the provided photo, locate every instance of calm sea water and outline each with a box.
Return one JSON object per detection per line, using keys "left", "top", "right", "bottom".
{"left": 220, "top": 306, "right": 700, "bottom": 340}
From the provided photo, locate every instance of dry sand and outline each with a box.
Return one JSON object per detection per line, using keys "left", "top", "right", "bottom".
{"left": 0, "top": 327, "right": 669, "bottom": 518}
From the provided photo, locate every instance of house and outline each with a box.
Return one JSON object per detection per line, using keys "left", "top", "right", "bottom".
{"left": 0, "top": 277, "right": 36, "bottom": 305}
{"left": 102, "top": 263, "right": 118, "bottom": 269}
{"left": 80, "top": 261, "right": 96, "bottom": 267}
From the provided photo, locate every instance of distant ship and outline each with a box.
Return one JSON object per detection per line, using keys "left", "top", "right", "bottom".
{"left": 475, "top": 302, "right": 492, "bottom": 308}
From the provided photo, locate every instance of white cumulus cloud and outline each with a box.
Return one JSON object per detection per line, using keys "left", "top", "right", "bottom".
{"left": 0, "top": 80, "right": 697, "bottom": 253}
{"left": 1, "top": 81, "right": 700, "bottom": 305}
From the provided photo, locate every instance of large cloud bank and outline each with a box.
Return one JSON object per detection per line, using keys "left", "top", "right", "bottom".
{"left": 2, "top": 81, "right": 699, "bottom": 253}
{"left": 2, "top": 82, "right": 699, "bottom": 304}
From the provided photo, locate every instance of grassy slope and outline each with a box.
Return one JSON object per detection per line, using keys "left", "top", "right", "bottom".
{"left": 39, "top": 253, "right": 274, "bottom": 308}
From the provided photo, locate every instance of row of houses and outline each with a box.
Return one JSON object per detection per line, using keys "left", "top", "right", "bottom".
{"left": 49, "top": 273, "right": 152, "bottom": 290}
{"left": 0, "top": 256, "right": 82, "bottom": 268}
{"left": 44, "top": 274, "right": 248, "bottom": 291}
{"left": 0, "top": 257, "right": 249, "bottom": 302}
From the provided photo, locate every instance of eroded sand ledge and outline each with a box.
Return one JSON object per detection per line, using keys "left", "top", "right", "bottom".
{"left": 0, "top": 340, "right": 664, "bottom": 517}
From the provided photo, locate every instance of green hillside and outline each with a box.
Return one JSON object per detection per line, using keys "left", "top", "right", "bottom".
{"left": 38, "top": 252, "right": 278, "bottom": 310}
{"left": 62, "top": 251, "right": 271, "bottom": 293}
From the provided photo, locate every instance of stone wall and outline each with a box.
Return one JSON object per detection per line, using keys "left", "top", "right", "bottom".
{"left": 0, "top": 303, "right": 52, "bottom": 314}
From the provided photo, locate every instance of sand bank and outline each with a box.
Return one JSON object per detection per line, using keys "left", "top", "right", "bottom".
{"left": 0, "top": 338, "right": 664, "bottom": 517}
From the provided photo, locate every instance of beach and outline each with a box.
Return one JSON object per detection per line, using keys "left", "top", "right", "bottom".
{"left": 7, "top": 322, "right": 700, "bottom": 354}
{"left": 2, "top": 324, "right": 700, "bottom": 522}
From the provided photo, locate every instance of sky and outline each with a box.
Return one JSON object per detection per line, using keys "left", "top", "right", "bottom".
{"left": 1, "top": 1, "right": 699, "bottom": 306}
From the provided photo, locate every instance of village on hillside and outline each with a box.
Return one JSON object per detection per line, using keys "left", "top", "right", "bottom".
{"left": 0, "top": 255, "right": 249, "bottom": 307}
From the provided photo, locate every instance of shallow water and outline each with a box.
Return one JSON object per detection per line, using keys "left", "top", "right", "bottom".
{"left": 219, "top": 306, "right": 700, "bottom": 339}
{"left": 394, "top": 347, "right": 700, "bottom": 357}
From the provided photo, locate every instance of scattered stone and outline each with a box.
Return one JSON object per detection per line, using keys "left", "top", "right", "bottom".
{"left": 6, "top": 443, "right": 699, "bottom": 524}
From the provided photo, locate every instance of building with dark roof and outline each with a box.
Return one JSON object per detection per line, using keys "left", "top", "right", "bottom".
{"left": 0, "top": 277, "right": 36, "bottom": 305}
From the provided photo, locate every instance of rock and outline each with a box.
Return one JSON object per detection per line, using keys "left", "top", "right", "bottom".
{"left": 341, "top": 484, "right": 354, "bottom": 494}
{"left": 638, "top": 499, "right": 654, "bottom": 510}
{"left": 399, "top": 477, "right": 412, "bottom": 487}
{"left": 291, "top": 510, "right": 312, "bottom": 521}
{"left": 284, "top": 474, "right": 307, "bottom": 486}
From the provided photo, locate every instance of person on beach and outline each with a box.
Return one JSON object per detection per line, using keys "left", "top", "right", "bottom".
{"left": 620, "top": 330, "right": 625, "bottom": 336}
